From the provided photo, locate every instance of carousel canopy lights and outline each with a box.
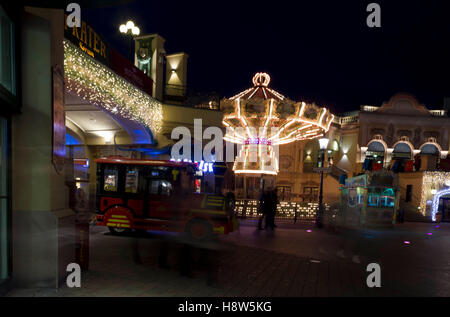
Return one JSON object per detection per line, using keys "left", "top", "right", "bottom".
{"left": 222, "top": 72, "right": 334, "bottom": 175}
{"left": 64, "top": 40, "right": 162, "bottom": 134}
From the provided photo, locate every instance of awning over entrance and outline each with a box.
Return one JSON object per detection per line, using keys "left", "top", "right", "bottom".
{"left": 63, "top": 40, "right": 163, "bottom": 145}
{"left": 65, "top": 93, "right": 154, "bottom": 145}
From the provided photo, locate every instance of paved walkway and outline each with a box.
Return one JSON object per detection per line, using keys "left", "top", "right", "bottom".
{"left": 7, "top": 221, "right": 450, "bottom": 297}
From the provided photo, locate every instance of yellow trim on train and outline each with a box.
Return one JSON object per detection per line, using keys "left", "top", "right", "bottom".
{"left": 107, "top": 222, "right": 130, "bottom": 228}
{"left": 107, "top": 219, "right": 130, "bottom": 223}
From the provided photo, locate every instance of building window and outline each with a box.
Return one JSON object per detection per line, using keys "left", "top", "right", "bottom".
{"left": 277, "top": 186, "right": 291, "bottom": 201}
{"left": 406, "top": 185, "right": 412, "bottom": 202}
{"left": 0, "top": 5, "right": 16, "bottom": 96}
{"left": 303, "top": 186, "right": 318, "bottom": 202}
{"left": 236, "top": 176, "right": 243, "bottom": 189}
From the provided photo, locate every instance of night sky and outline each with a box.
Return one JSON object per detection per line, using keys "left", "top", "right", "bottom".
{"left": 81, "top": 0, "right": 450, "bottom": 114}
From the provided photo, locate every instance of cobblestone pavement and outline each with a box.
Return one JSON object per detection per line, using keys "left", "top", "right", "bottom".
{"left": 7, "top": 220, "right": 450, "bottom": 297}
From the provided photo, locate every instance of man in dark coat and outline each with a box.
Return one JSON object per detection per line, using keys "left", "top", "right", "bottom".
{"left": 266, "top": 188, "right": 278, "bottom": 230}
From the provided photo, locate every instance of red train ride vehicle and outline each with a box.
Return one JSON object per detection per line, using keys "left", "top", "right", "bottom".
{"left": 95, "top": 156, "right": 238, "bottom": 240}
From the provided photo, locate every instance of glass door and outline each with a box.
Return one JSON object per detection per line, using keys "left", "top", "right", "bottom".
{"left": 441, "top": 198, "right": 450, "bottom": 222}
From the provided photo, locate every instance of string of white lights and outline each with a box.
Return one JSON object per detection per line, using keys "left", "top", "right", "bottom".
{"left": 64, "top": 40, "right": 163, "bottom": 134}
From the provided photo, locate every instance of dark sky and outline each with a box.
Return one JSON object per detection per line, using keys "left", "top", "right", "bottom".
{"left": 82, "top": 0, "right": 450, "bottom": 114}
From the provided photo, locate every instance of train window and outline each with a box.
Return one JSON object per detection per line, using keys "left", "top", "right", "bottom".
{"left": 125, "top": 168, "right": 139, "bottom": 193}
{"left": 149, "top": 167, "right": 169, "bottom": 179}
{"left": 160, "top": 180, "right": 172, "bottom": 196}
{"left": 149, "top": 180, "right": 173, "bottom": 196}
{"left": 104, "top": 168, "right": 118, "bottom": 192}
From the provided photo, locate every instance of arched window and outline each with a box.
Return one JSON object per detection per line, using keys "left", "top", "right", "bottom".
{"left": 368, "top": 141, "right": 385, "bottom": 153}
{"left": 393, "top": 142, "right": 412, "bottom": 159}
{"left": 420, "top": 144, "right": 440, "bottom": 156}
{"left": 366, "top": 141, "right": 386, "bottom": 165}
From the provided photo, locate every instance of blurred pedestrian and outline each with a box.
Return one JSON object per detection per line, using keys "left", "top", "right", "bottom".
{"left": 266, "top": 188, "right": 278, "bottom": 230}
{"left": 258, "top": 189, "right": 269, "bottom": 230}
{"left": 397, "top": 207, "right": 405, "bottom": 223}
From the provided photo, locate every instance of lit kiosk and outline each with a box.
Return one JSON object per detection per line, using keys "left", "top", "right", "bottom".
{"left": 222, "top": 73, "right": 334, "bottom": 199}
{"left": 338, "top": 170, "right": 399, "bottom": 228}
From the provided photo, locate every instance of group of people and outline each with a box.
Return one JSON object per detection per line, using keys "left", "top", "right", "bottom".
{"left": 258, "top": 187, "right": 279, "bottom": 230}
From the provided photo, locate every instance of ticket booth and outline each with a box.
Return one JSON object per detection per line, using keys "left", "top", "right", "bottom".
{"left": 338, "top": 172, "right": 399, "bottom": 228}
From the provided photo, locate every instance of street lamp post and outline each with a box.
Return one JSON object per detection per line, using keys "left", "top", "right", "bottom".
{"left": 316, "top": 137, "right": 329, "bottom": 228}
{"left": 119, "top": 20, "right": 140, "bottom": 62}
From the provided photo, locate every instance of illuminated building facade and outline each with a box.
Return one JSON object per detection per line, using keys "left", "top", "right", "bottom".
{"left": 223, "top": 79, "right": 450, "bottom": 222}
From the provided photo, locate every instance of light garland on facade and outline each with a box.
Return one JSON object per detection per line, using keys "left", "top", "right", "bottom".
{"left": 63, "top": 40, "right": 163, "bottom": 134}
{"left": 431, "top": 188, "right": 450, "bottom": 221}
{"left": 419, "top": 171, "right": 450, "bottom": 217}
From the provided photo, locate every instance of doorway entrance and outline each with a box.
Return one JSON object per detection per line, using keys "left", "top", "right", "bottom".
{"left": 440, "top": 197, "right": 450, "bottom": 222}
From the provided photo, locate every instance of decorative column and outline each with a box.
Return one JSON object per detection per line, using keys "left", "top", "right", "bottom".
{"left": 12, "top": 9, "right": 75, "bottom": 288}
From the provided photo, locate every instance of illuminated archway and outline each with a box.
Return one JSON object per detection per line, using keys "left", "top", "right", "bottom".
{"left": 431, "top": 188, "right": 450, "bottom": 221}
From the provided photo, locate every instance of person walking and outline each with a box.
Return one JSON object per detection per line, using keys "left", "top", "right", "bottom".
{"left": 266, "top": 188, "right": 278, "bottom": 230}
{"left": 258, "top": 189, "right": 268, "bottom": 230}
{"left": 397, "top": 207, "right": 405, "bottom": 223}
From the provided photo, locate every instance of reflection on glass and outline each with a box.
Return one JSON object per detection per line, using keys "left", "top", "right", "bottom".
{"left": 104, "top": 169, "right": 118, "bottom": 192}
{"left": 0, "top": 117, "right": 8, "bottom": 281}
{"left": 149, "top": 180, "right": 172, "bottom": 196}
{"left": 125, "top": 169, "right": 138, "bottom": 193}
{"left": 368, "top": 194, "right": 380, "bottom": 207}
{"left": 381, "top": 195, "right": 395, "bottom": 207}
{"left": 348, "top": 188, "right": 357, "bottom": 207}
{"left": 0, "top": 6, "right": 16, "bottom": 95}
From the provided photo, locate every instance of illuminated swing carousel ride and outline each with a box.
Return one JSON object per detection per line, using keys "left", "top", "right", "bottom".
{"left": 222, "top": 72, "right": 334, "bottom": 178}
